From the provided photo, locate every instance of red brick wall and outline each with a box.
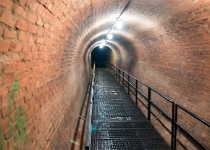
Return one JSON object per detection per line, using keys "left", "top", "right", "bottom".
{"left": 0, "top": 0, "right": 210, "bottom": 149}
{"left": 0, "top": 0, "right": 90, "bottom": 149}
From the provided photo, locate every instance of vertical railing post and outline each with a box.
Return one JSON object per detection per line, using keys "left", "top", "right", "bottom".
{"left": 115, "top": 67, "right": 117, "bottom": 79}
{"left": 171, "top": 102, "right": 175, "bottom": 149}
{"left": 119, "top": 69, "right": 121, "bottom": 84}
{"left": 123, "top": 71, "right": 125, "bottom": 88}
{"left": 148, "top": 87, "right": 151, "bottom": 121}
{"left": 118, "top": 68, "right": 120, "bottom": 82}
{"left": 173, "top": 104, "right": 178, "bottom": 150}
{"left": 128, "top": 75, "right": 130, "bottom": 95}
{"left": 135, "top": 79, "right": 138, "bottom": 105}
{"left": 86, "top": 62, "right": 95, "bottom": 150}
{"left": 117, "top": 68, "right": 118, "bottom": 81}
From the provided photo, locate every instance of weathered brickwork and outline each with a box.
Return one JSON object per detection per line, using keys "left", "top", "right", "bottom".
{"left": 0, "top": 0, "right": 91, "bottom": 149}
{"left": 0, "top": 0, "right": 210, "bottom": 149}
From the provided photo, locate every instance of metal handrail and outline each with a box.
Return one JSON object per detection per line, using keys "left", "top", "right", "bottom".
{"left": 86, "top": 63, "right": 95, "bottom": 150}
{"left": 107, "top": 62, "right": 210, "bottom": 150}
{"left": 173, "top": 104, "right": 210, "bottom": 150}
{"left": 177, "top": 104, "right": 210, "bottom": 127}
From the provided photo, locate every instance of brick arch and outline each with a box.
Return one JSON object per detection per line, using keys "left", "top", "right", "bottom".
{"left": 0, "top": 0, "right": 210, "bottom": 149}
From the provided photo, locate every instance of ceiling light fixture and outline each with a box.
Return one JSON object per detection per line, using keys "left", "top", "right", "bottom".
{"left": 99, "top": 39, "right": 106, "bottom": 49}
{"left": 116, "top": 19, "right": 123, "bottom": 29}
{"left": 99, "top": 44, "right": 103, "bottom": 49}
{"left": 107, "top": 33, "right": 113, "bottom": 39}
{"left": 97, "top": 0, "right": 131, "bottom": 48}
{"left": 102, "top": 39, "right": 106, "bottom": 45}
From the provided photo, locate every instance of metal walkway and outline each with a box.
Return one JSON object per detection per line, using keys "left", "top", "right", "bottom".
{"left": 91, "top": 69, "right": 171, "bottom": 150}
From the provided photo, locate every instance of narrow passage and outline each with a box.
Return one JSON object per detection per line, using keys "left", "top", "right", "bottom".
{"left": 91, "top": 68, "right": 171, "bottom": 149}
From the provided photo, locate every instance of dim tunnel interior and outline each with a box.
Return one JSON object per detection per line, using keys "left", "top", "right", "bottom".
{"left": 91, "top": 46, "right": 112, "bottom": 68}
{"left": 0, "top": 0, "right": 210, "bottom": 150}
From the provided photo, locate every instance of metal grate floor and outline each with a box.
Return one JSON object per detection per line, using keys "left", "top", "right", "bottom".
{"left": 91, "top": 69, "right": 171, "bottom": 150}
{"left": 91, "top": 139, "right": 170, "bottom": 150}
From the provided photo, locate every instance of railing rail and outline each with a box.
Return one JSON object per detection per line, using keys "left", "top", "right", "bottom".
{"left": 174, "top": 104, "right": 210, "bottom": 150}
{"left": 107, "top": 63, "right": 210, "bottom": 150}
{"left": 86, "top": 63, "right": 95, "bottom": 150}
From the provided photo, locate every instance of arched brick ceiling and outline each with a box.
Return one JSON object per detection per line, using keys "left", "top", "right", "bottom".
{"left": 27, "top": 0, "right": 209, "bottom": 69}
{"left": 64, "top": 0, "right": 208, "bottom": 66}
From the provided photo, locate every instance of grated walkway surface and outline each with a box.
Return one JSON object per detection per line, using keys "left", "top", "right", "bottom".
{"left": 91, "top": 69, "right": 171, "bottom": 150}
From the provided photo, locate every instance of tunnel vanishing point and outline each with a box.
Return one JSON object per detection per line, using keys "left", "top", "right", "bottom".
{"left": 0, "top": 0, "right": 210, "bottom": 149}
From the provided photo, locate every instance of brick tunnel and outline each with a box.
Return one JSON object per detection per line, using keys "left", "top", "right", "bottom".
{"left": 0, "top": 0, "right": 210, "bottom": 150}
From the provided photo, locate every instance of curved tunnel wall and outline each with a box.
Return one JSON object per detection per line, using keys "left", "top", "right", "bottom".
{"left": 0, "top": 0, "right": 210, "bottom": 149}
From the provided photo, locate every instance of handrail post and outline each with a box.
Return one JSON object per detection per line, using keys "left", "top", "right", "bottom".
{"left": 148, "top": 87, "right": 151, "bottom": 121}
{"left": 119, "top": 69, "right": 121, "bottom": 84}
{"left": 123, "top": 71, "right": 125, "bottom": 88}
{"left": 117, "top": 67, "right": 119, "bottom": 80}
{"left": 128, "top": 75, "right": 130, "bottom": 95}
{"left": 135, "top": 79, "right": 138, "bottom": 105}
{"left": 115, "top": 67, "right": 117, "bottom": 79}
{"left": 86, "top": 62, "right": 95, "bottom": 150}
{"left": 118, "top": 68, "right": 120, "bottom": 81}
{"left": 171, "top": 102, "right": 175, "bottom": 149}
{"left": 173, "top": 104, "right": 178, "bottom": 150}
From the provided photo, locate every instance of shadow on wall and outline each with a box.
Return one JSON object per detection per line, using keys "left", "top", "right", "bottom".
{"left": 91, "top": 46, "right": 112, "bottom": 68}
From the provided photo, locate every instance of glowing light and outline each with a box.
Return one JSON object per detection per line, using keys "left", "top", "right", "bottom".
{"left": 116, "top": 20, "right": 122, "bottom": 29}
{"left": 99, "top": 39, "right": 106, "bottom": 49}
{"left": 102, "top": 39, "right": 106, "bottom": 45}
{"left": 99, "top": 44, "right": 103, "bottom": 49}
{"left": 107, "top": 33, "right": 113, "bottom": 39}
